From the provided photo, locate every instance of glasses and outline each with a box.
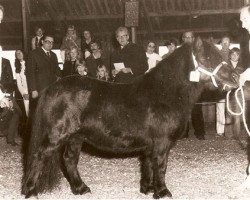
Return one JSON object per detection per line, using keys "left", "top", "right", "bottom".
{"left": 117, "top": 34, "right": 128, "bottom": 39}
{"left": 183, "top": 36, "right": 194, "bottom": 39}
{"left": 44, "top": 40, "right": 54, "bottom": 44}
{"left": 148, "top": 45, "right": 155, "bottom": 48}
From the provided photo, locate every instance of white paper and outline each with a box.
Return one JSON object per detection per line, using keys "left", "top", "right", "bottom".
{"left": 189, "top": 70, "right": 200, "bottom": 82}
{"left": 114, "top": 62, "right": 125, "bottom": 71}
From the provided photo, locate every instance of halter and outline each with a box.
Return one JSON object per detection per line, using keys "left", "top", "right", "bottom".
{"left": 191, "top": 53, "right": 227, "bottom": 88}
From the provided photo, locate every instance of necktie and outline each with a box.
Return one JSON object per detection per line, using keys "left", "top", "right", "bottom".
{"left": 46, "top": 52, "right": 50, "bottom": 58}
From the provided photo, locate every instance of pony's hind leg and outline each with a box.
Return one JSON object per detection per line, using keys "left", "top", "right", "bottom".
{"left": 22, "top": 142, "right": 61, "bottom": 198}
{"left": 140, "top": 150, "right": 154, "bottom": 194}
{"left": 62, "top": 133, "right": 90, "bottom": 195}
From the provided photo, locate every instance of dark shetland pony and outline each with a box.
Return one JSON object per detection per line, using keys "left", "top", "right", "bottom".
{"left": 22, "top": 37, "right": 239, "bottom": 199}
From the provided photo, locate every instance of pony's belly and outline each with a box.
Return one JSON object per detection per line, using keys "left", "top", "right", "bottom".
{"left": 84, "top": 129, "right": 149, "bottom": 154}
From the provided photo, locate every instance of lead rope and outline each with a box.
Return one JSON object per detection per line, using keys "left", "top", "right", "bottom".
{"left": 226, "top": 87, "right": 250, "bottom": 136}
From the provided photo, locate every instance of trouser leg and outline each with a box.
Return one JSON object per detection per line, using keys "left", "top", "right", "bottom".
{"left": 216, "top": 99, "right": 225, "bottom": 135}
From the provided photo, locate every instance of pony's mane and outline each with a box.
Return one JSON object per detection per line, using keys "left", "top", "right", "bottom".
{"left": 146, "top": 40, "right": 221, "bottom": 83}
{"left": 145, "top": 42, "right": 194, "bottom": 85}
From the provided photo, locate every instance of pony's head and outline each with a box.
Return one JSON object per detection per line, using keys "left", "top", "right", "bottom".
{"left": 191, "top": 37, "right": 239, "bottom": 91}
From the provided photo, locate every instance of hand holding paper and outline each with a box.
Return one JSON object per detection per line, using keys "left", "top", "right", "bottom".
{"left": 114, "top": 62, "right": 125, "bottom": 71}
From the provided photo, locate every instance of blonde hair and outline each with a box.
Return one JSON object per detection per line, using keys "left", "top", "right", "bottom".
{"left": 96, "top": 65, "right": 109, "bottom": 81}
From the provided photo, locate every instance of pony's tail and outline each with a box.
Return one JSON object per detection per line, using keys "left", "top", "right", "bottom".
{"left": 23, "top": 91, "right": 61, "bottom": 193}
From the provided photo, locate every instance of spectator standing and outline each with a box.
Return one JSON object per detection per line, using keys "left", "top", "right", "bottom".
{"left": 162, "top": 38, "right": 178, "bottom": 59}
{"left": 182, "top": 31, "right": 205, "bottom": 140}
{"left": 31, "top": 26, "right": 44, "bottom": 50}
{"left": 111, "top": 26, "right": 148, "bottom": 83}
{"left": 26, "top": 35, "right": 61, "bottom": 100}
{"left": 62, "top": 46, "right": 80, "bottom": 77}
{"left": 60, "top": 25, "right": 81, "bottom": 63}
{"left": 145, "top": 41, "right": 162, "bottom": 72}
{"left": 216, "top": 36, "right": 231, "bottom": 137}
{"left": 15, "top": 50, "right": 29, "bottom": 117}
{"left": 85, "top": 40, "right": 109, "bottom": 78}
{"left": 81, "top": 30, "right": 94, "bottom": 59}
{"left": 220, "top": 36, "right": 231, "bottom": 63}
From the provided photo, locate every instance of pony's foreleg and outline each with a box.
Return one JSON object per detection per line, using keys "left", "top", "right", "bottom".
{"left": 22, "top": 143, "right": 61, "bottom": 198}
{"left": 152, "top": 139, "right": 172, "bottom": 199}
{"left": 140, "top": 150, "right": 154, "bottom": 194}
{"left": 62, "top": 134, "right": 90, "bottom": 195}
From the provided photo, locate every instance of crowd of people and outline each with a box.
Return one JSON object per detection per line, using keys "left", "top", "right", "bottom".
{"left": 0, "top": 6, "right": 248, "bottom": 146}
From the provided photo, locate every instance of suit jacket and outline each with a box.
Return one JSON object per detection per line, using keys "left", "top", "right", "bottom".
{"left": 26, "top": 47, "right": 61, "bottom": 93}
{"left": 111, "top": 42, "right": 148, "bottom": 83}
{"left": 0, "top": 58, "right": 15, "bottom": 94}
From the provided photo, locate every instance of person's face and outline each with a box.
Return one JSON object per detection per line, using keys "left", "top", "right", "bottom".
{"left": 116, "top": 30, "right": 129, "bottom": 47}
{"left": 42, "top": 36, "right": 54, "bottom": 51}
{"left": 67, "top": 28, "right": 75, "bottom": 37}
{"left": 77, "top": 65, "right": 86, "bottom": 76}
{"left": 147, "top": 42, "right": 156, "bottom": 54}
{"left": 0, "top": 9, "right": 3, "bottom": 23}
{"left": 84, "top": 31, "right": 91, "bottom": 39}
{"left": 182, "top": 32, "right": 194, "bottom": 44}
{"left": 16, "top": 50, "right": 24, "bottom": 61}
{"left": 221, "top": 37, "right": 230, "bottom": 50}
{"left": 70, "top": 49, "right": 78, "bottom": 60}
{"left": 167, "top": 43, "right": 176, "bottom": 53}
{"left": 90, "top": 42, "right": 99, "bottom": 52}
{"left": 230, "top": 52, "right": 240, "bottom": 62}
{"left": 36, "top": 28, "right": 43, "bottom": 37}
{"left": 98, "top": 68, "right": 105, "bottom": 77}
{"left": 240, "top": 7, "right": 250, "bottom": 34}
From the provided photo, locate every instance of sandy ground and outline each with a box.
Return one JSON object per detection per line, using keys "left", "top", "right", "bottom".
{"left": 0, "top": 124, "right": 250, "bottom": 199}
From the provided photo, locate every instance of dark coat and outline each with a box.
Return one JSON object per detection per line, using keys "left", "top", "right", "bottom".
{"left": 26, "top": 47, "right": 61, "bottom": 93}
{"left": 85, "top": 54, "right": 110, "bottom": 78}
{"left": 62, "top": 60, "right": 78, "bottom": 77}
{"left": 0, "top": 58, "right": 15, "bottom": 94}
{"left": 111, "top": 42, "right": 148, "bottom": 83}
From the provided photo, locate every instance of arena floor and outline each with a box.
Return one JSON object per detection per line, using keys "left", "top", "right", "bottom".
{"left": 0, "top": 123, "right": 250, "bottom": 199}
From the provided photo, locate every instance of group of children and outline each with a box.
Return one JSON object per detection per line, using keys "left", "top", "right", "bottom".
{"left": 74, "top": 60, "right": 110, "bottom": 81}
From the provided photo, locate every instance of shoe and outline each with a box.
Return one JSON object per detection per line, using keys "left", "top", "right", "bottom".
{"left": 216, "top": 133, "right": 225, "bottom": 137}
{"left": 7, "top": 141, "right": 19, "bottom": 146}
{"left": 196, "top": 135, "right": 205, "bottom": 140}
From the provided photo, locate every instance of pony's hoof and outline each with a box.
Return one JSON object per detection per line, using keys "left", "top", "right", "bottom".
{"left": 153, "top": 188, "right": 172, "bottom": 199}
{"left": 72, "top": 184, "right": 91, "bottom": 195}
{"left": 22, "top": 183, "right": 38, "bottom": 199}
{"left": 24, "top": 188, "right": 38, "bottom": 199}
{"left": 140, "top": 185, "right": 154, "bottom": 194}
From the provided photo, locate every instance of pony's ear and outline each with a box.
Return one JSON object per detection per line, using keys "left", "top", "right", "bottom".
{"left": 193, "top": 36, "right": 203, "bottom": 50}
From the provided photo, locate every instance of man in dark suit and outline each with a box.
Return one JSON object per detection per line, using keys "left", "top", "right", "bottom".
{"left": 0, "top": 45, "right": 22, "bottom": 146}
{"left": 27, "top": 34, "right": 61, "bottom": 99}
{"left": 26, "top": 34, "right": 61, "bottom": 123}
{"left": 111, "top": 26, "right": 148, "bottom": 83}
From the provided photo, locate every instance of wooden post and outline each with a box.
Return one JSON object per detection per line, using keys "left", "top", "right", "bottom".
{"left": 21, "top": 0, "right": 30, "bottom": 53}
{"left": 125, "top": 0, "right": 139, "bottom": 43}
{"left": 131, "top": 27, "right": 137, "bottom": 43}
